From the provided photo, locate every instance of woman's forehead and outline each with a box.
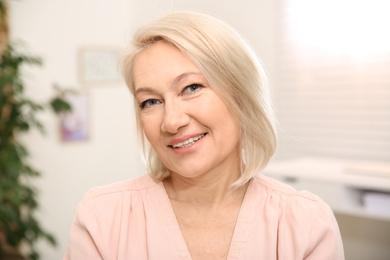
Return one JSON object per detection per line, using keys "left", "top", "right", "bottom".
{"left": 132, "top": 41, "right": 202, "bottom": 89}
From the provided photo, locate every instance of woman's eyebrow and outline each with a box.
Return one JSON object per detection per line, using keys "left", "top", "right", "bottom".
{"left": 134, "top": 87, "right": 157, "bottom": 97}
{"left": 171, "top": 72, "right": 202, "bottom": 87}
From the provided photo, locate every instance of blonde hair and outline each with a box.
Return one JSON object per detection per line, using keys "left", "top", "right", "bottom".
{"left": 122, "top": 11, "right": 276, "bottom": 187}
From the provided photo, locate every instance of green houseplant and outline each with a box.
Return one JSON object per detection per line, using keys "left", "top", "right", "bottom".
{"left": 0, "top": 1, "right": 72, "bottom": 259}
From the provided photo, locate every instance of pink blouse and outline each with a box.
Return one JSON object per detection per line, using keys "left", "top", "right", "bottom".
{"left": 64, "top": 174, "right": 344, "bottom": 259}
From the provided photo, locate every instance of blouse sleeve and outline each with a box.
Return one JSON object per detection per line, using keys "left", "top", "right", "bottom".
{"left": 63, "top": 198, "right": 105, "bottom": 260}
{"left": 303, "top": 196, "right": 345, "bottom": 260}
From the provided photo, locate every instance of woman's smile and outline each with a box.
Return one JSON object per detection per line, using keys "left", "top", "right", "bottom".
{"left": 169, "top": 133, "right": 207, "bottom": 149}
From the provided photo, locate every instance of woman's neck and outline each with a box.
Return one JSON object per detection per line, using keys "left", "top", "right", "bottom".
{"left": 163, "top": 161, "right": 247, "bottom": 208}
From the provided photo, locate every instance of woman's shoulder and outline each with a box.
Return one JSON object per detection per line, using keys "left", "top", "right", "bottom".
{"left": 68, "top": 174, "right": 159, "bottom": 259}
{"left": 81, "top": 173, "right": 159, "bottom": 201}
{"left": 73, "top": 174, "right": 160, "bottom": 232}
{"left": 251, "top": 175, "right": 344, "bottom": 259}
{"left": 253, "top": 174, "right": 324, "bottom": 203}
{"left": 251, "top": 174, "right": 334, "bottom": 217}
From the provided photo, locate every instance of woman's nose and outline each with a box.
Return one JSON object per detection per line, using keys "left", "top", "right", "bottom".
{"left": 161, "top": 100, "right": 190, "bottom": 134}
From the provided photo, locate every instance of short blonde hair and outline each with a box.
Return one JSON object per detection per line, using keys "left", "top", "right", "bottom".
{"left": 122, "top": 11, "right": 276, "bottom": 187}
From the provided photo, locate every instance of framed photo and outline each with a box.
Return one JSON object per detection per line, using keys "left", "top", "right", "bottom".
{"left": 78, "top": 46, "right": 121, "bottom": 85}
{"left": 60, "top": 92, "right": 89, "bottom": 142}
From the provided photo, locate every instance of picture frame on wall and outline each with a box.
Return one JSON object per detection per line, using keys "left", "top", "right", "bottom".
{"left": 78, "top": 46, "right": 121, "bottom": 86}
{"left": 60, "top": 92, "right": 89, "bottom": 142}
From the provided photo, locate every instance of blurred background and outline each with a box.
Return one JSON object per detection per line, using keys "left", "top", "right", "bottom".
{"left": 4, "top": 0, "right": 390, "bottom": 259}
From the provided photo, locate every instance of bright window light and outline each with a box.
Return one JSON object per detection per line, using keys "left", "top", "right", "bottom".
{"left": 287, "top": 0, "right": 390, "bottom": 58}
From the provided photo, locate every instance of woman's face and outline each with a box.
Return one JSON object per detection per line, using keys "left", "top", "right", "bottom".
{"left": 132, "top": 41, "right": 241, "bottom": 180}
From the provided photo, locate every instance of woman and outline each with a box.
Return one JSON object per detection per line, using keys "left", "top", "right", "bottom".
{"left": 64, "top": 11, "right": 344, "bottom": 259}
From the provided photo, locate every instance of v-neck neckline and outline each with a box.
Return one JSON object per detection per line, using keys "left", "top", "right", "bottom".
{"left": 157, "top": 178, "right": 256, "bottom": 259}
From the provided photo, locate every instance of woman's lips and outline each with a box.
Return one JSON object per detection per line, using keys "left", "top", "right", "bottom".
{"left": 168, "top": 133, "right": 207, "bottom": 148}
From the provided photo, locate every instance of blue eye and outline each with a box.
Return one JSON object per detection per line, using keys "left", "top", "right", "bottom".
{"left": 140, "top": 99, "right": 161, "bottom": 109}
{"left": 182, "top": 84, "right": 202, "bottom": 94}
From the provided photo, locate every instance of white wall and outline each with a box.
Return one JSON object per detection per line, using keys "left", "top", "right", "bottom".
{"left": 9, "top": 1, "right": 276, "bottom": 259}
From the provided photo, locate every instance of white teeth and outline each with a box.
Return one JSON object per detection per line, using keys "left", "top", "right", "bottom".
{"left": 172, "top": 134, "right": 205, "bottom": 148}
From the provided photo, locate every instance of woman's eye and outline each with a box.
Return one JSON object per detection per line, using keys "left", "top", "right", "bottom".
{"left": 140, "top": 99, "right": 161, "bottom": 109}
{"left": 182, "top": 84, "right": 202, "bottom": 94}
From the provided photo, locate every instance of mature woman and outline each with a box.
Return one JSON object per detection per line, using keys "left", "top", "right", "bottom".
{"left": 64, "top": 12, "right": 344, "bottom": 259}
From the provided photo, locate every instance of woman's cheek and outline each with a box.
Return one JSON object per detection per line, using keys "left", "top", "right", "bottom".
{"left": 141, "top": 111, "right": 163, "bottom": 142}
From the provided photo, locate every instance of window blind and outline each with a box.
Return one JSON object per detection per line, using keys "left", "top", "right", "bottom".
{"left": 274, "top": 0, "right": 390, "bottom": 161}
